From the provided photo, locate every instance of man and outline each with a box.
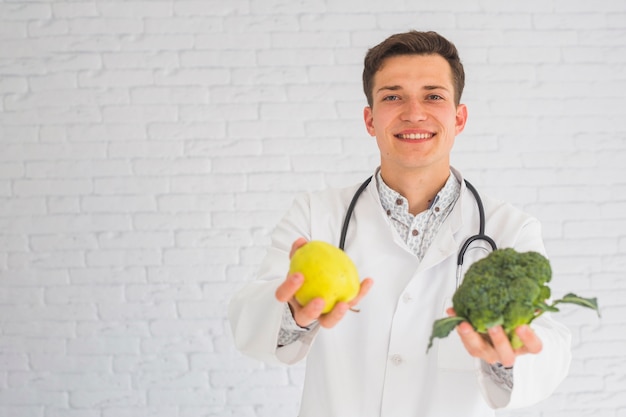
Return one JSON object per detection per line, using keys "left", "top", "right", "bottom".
{"left": 229, "top": 31, "right": 571, "bottom": 417}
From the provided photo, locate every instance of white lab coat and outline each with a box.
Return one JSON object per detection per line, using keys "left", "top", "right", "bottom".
{"left": 229, "top": 168, "right": 572, "bottom": 417}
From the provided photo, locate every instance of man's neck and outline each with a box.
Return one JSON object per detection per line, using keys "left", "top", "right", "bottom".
{"left": 379, "top": 165, "right": 450, "bottom": 215}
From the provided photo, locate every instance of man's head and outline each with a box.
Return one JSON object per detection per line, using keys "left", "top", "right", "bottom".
{"left": 363, "top": 31, "right": 465, "bottom": 108}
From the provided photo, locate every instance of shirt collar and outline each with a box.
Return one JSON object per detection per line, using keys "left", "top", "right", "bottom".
{"left": 376, "top": 168, "right": 461, "bottom": 219}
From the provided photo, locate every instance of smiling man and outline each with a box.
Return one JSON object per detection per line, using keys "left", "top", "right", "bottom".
{"left": 230, "top": 31, "right": 572, "bottom": 417}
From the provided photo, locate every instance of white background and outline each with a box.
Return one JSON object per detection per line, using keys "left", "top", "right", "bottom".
{"left": 0, "top": 0, "right": 624, "bottom": 416}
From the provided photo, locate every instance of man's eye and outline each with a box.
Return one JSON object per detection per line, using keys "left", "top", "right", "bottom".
{"left": 382, "top": 95, "right": 400, "bottom": 101}
{"left": 428, "top": 94, "right": 443, "bottom": 100}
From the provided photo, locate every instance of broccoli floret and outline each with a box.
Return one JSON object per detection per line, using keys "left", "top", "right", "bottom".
{"left": 427, "top": 248, "right": 600, "bottom": 352}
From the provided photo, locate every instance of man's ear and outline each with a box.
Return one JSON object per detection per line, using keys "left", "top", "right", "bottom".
{"left": 455, "top": 104, "right": 468, "bottom": 135}
{"left": 363, "top": 106, "right": 375, "bottom": 136}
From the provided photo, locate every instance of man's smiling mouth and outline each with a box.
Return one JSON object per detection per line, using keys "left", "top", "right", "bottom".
{"left": 395, "top": 133, "right": 435, "bottom": 140}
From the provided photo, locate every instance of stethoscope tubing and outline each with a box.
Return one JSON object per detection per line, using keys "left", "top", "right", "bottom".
{"left": 339, "top": 176, "right": 497, "bottom": 285}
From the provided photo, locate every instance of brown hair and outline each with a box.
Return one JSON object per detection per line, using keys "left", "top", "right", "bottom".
{"left": 362, "top": 31, "right": 465, "bottom": 107}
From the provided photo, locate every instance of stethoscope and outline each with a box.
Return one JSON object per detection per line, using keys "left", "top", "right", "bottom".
{"left": 338, "top": 176, "right": 497, "bottom": 288}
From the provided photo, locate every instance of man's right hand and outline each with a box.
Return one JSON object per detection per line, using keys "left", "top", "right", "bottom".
{"left": 274, "top": 237, "right": 374, "bottom": 329}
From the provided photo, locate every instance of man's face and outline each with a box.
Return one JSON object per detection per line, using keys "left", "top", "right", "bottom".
{"left": 363, "top": 54, "right": 467, "bottom": 177}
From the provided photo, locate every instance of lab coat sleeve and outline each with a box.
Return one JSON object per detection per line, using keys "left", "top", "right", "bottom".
{"left": 228, "top": 193, "right": 321, "bottom": 365}
{"left": 477, "top": 216, "right": 573, "bottom": 409}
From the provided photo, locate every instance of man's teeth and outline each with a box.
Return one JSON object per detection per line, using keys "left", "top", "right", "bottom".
{"left": 397, "top": 133, "right": 433, "bottom": 139}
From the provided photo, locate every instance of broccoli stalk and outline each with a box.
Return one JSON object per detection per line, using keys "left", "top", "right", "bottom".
{"left": 427, "top": 248, "right": 599, "bottom": 352}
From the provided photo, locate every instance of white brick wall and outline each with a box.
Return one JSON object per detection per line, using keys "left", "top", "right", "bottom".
{"left": 0, "top": 0, "right": 624, "bottom": 416}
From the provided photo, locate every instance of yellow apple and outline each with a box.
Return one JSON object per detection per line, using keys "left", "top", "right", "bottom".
{"left": 289, "top": 240, "right": 360, "bottom": 314}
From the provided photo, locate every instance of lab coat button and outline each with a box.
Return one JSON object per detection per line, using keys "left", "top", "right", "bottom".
{"left": 391, "top": 354, "right": 403, "bottom": 365}
{"left": 402, "top": 293, "right": 412, "bottom": 303}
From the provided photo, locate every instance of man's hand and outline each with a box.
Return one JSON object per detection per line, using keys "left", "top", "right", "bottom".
{"left": 447, "top": 308, "right": 543, "bottom": 368}
{"left": 275, "top": 237, "right": 374, "bottom": 329}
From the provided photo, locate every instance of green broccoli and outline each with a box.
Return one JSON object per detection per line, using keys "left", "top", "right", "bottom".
{"left": 427, "top": 248, "right": 599, "bottom": 351}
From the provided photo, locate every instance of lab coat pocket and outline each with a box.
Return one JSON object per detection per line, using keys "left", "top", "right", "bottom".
{"left": 436, "top": 298, "right": 475, "bottom": 371}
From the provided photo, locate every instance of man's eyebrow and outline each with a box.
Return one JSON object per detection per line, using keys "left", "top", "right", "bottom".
{"left": 424, "top": 85, "right": 450, "bottom": 91}
{"left": 376, "top": 85, "right": 402, "bottom": 94}
{"left": 375, "top": 84, "right": 450, "bottom": 94}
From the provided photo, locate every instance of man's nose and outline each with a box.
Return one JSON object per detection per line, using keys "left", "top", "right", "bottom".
{"left": 401, "top": 99, "right": 427, "bottom": 121}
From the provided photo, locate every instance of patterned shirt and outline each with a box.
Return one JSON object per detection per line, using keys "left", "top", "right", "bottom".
{"left": 376, "top": 169, "right": 460, "bottom": 260}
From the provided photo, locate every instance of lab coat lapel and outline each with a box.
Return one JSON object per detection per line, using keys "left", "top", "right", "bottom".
{"left": 416, "top": 189, "right": 466, "bottom": 275}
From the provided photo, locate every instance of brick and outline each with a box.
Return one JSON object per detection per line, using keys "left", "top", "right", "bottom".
{"left": 70, "top": 267, "right": 146, "bottom": 285}
{"left": 69, "top": 390, "right": 146, "bottom": 409}
{"left": 67, "top": 337, "right": 140, "bottom": 355}
{"left": 140, "top": 335, "right": 214, "bottom": 354}
{"left": 9, "top": 372, "right": 131, "bottom": 391}
{"left": 147, "top": 265, "right": 226, "bottom": 283}
{"left": 0, "top": 389, "right": 66, "bottom": 406}
{"left": 0, "top": 354, "right": 35, "bottom": 371}
{"left": 162, "top": 247, "right": 238, "bottom": 266}
{"left": 103, "top": 51, "right": 179, "bottom": 69}
{"left": 97, "top": 302, "right": 177, "bottom": 321}
{"left": 97, "top": 1, "right": 173, "bottom": 17}
{"left": 113, "top": 354, "right": 188, "bottom": 373}
{"left": 0, "top": 234, "right": 28, "bottom": 251}
{"left": 69, "top": 18, "right": 143, "bottom": 35}
{"left": 30, "top": 354, "right": 111, "bottom": 372}
{"left": 299, "top": 13, "right": 375, "bottom": 31}
{"left": 8, "top": 250, "right": 85, "bottom": 269}
{"left": 132, "top": 87, "right": 208, "bottom": 105}
{"left": 93, "top": 177, "right": 169, "bottom": 195}
{"left": 0, "top": 20, "right": 27, "bottom": 38}
{"left": 30, "top": 234, "right": 98, "bottom": 251}
{"left": 25, "top": 160, "right": 131, "bottom": 178}
{"left": 81, "top": 196, "right": 156, "bottom": 213}
{"left": 0, "top": 3, "right": 51, "bottom": 19}
{"left": 231, "top": 67, "right": 308, "bottom": 85}
{"left": 170, "top": 174, "right": 246, "bottom": 193}
{"left": 180, "top": 50, "right": 255, "bottom": 68}
{"left": 133, "top": 371, "right": 208, "bottom": 389}
{"left": 228, "top": 120, "right": 304, "bottom": 139}
{"left": 0, "top": 76, "right": 28, "bottom": 93}
{"left": 125, "top": 283, "right": 202, "bottom": 302}
{"left": 76, "top": 320, "right": 150, "bottom": 338}
{"left": 195, "top": 32, "right": 271, "bottom": 50}
{"left": 52, "top": 2, "right": 98, "bottom": 18}
{"left": 45, "top": 285, "right": 123, "bottom": 304}
{"left": 179, "top": 103, "right": 257, "bottom": 122}
{"left": 157, "top": 194, "right": 234, "bottom": 212}
{"left": 145, "top": 17, "right": 222, "bottom": 33}
{"left": 132, "top": 158, "right": 212, "bottom": 175}
{"left": 78, "top": 70, "right": 154, "bottom": 87}
{"left": 85, "top": 249, "right": 161, "bottom": 267}
{"left": 173, "top": 0, "right": 249, "bottom": 16}
{"left": 132, "top": 213, "right": 211, "bottom": 231}
{"left": 103, "top": 407, "right": 179, "bottom": 417}
{"left": 120, "top": 34, "right": 194, "bottom": 51}
{"left": 97, "top": 231, "right": 173, "bottom": 249}
{"left": 48, "top": 410, "right": 101, "bottom": 417}
{"left": 0, "top": 143, "right": 106, "bottom": 162}
{"left": 147, "top": 388, "right": 224, "bottom": 406}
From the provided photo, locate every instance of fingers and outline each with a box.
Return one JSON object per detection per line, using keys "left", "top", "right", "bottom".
{"left": 515, "top": 325, "right": 543, "bottom": 354}
{"left": 289, "top": 237, "right": 308, "bottom": 258}
{"left": 348, "top": 278, "right": 374, "bottom": 308}
{"left": 456, "top": 322, "right": 500, "bottom": 363}
{"left": 456, "top": 323, "right": 543, "bottom": 367}
{"left": 318, "top": 301, "right": 350, "bottom": 328}
{"left": 319, "top": 278, "right": 374, "bottom": 327}
{"left": 275, "top": 272, "right": 304, "bottom": 303}
{"left": 487, "top": 326, "right": 515, "bottom": 367}
{"left": 292, "top": 297, "right": 326, "bottom": 328}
